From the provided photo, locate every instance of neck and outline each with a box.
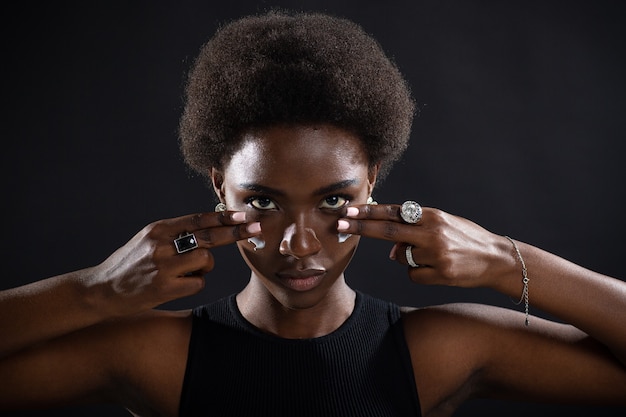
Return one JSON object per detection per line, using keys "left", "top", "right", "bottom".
{"left": 236, "top": 275, "right": 356, "bottom": 339}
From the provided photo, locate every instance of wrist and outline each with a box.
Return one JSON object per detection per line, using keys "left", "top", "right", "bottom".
{"left": 504, "top": 236, "right": 530, "bottom": 325}
{"left": 488, "top": 235, "right": 528, "bottom": 295}
{"left": 74, "top": 266, "right": 128, "bottom": 320}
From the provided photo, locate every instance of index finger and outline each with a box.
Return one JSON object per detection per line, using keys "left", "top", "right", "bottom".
{"left": 337, "top": 204, "right": 422, "bottom": 243}
{"left": 194, "top": 220, "right": 261, "bottom": 248}
{"left": 168, "top": 211, "right": 261, "bottom": 249}
{"left": 342, "top": 203, "right": 406, "bottom": 223}
{"left": 169, "top": 210, "right": 248, "bottom": 233}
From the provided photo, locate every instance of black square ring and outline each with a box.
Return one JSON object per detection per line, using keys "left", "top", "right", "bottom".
{"left": 174, "top": 233, "right": 199, "bottom": 254}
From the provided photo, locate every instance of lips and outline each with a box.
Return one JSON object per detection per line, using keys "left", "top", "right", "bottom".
{"left": 276, "top": 269, "right": 326, "bottom": 292}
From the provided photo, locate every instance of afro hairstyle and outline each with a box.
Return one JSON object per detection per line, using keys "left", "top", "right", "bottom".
{"left": 179, "top": 10, "right": 415, "bottom": 180}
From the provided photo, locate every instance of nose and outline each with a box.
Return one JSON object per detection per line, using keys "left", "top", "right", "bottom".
{"left": 279, "top": 221, "right": 322, "bottom": 259}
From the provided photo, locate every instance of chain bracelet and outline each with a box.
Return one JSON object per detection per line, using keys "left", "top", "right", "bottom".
{"left": 505, "top": 236, "right": 530, "bottom": 326}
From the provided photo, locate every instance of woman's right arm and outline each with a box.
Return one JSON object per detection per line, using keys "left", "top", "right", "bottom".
{"left": 0, "top": 210, "right": 260, "bottom": 358}
{"left": 0, "top": 267, "right": 121, "bottom": 358}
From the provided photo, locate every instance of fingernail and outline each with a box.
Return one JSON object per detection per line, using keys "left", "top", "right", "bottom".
{"left": 389, "top": 244, "right": 398, "bottom": 260}
{"left": 231, "top": 211, "right": 246, "bottom": 222}
{"left": 346, "top": 207, "right": 359, "bottom": 217}
{"left": 337, "top": 219, "right": 350, "bottom": 231}
{"left": 247, "top": 222, "right": 261, "bottom": 234}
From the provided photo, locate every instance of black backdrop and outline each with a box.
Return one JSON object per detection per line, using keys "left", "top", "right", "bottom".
{"left": 2, "top": 0, "right": 625, "bottom": 416}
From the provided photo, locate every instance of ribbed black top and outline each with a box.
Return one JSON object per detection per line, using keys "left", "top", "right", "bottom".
{"left": 179, "top": 291, "right": 421, "bottom": 416}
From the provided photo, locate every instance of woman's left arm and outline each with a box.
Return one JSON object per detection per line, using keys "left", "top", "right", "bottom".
{"left": 339, "top": 204, "right": 626, "bottom": 364}
{"left": 492, "top": 238, "right": 626, "bottom": 365}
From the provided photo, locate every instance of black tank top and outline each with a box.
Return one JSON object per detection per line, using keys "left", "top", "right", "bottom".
{"left": 179, "top": 291, "right": 422, "bottom": 416}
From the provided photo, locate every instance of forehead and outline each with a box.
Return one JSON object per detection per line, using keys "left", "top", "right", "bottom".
{"left": 224, "top": 124, "right": 370, "bottom": 185}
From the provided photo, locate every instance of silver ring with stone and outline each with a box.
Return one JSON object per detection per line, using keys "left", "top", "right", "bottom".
{"left": 400, "top": 200, "right": 422, "bottom": 224}
{"left": 405, "top": 245, "right": 420, "bottom": 268}
{"left": 174, "top": 232, "right": 198, "bottom": 254}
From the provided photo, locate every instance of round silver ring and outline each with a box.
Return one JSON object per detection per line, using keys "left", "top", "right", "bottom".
{"left": 174, "top": 232, "right": 199, "bottom": 254}
{"left": 400, "top": 200, "right": 422, "bottom": 224}
{"left": 405, "top": 245, "right": 420, "bottom": 268}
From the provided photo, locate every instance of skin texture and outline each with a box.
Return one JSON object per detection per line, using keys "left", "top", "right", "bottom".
{"left": 1, "top": 124, "right": 625, "bottom": 417}
{"left": 212, "top": 124, "right": 376, "bottom": 338}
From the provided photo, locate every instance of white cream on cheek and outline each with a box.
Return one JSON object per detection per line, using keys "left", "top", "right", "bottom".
{"left": 247, "top": 236, "right": 266, "bottom": 251}
{"left": 337, "top": 233, "right": 352, "bottom": 243}
{"left": 223, "top": 126, "right": 371, "bottom": 251}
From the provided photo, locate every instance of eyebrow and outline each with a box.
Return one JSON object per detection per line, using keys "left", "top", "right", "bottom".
{"left": 239, "top": 179, "right": 359, "bottom": 196}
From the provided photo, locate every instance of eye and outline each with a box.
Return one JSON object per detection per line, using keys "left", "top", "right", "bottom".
{"left": 319, "top": 195, "right": 349, "bottom": 209}
{"left": 247, "top": 196, "right": 277, "bottom": 210}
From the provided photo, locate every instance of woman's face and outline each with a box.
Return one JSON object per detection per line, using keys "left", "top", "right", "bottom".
{"left": 213, "top": 124, "right": 376, "bottom": 308}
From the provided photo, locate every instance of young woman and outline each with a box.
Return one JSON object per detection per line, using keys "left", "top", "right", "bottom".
{"left": 1, "top": 10, "right": 624, "bottom": 417}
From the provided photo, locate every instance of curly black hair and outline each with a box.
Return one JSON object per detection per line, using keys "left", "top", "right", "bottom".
{"left": 179, "top": 10, "right": 415, "bottom": 180}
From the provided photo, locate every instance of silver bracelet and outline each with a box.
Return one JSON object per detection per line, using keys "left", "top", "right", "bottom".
{"left": 505, "top": 236, "right": 530, "bottom": 326}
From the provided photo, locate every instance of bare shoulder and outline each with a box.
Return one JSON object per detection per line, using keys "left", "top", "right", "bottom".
{"left": 0, "top": 309, "right": 194, "bottom": 417}
{"left": 399, "top": 302, "right": 586, "bottom": 368}
{"left": 399, "top": 303, "right": 625, "bottom": 415}
{"left": 101, "top": 309, "right": 194, "bottom": 416}
{"left": 106, "top": 308, "right": 194, "bottom": 344}
{"left": 399, "top": 303, "right": 511, "bottom": 415}
{"left": 80, "top": 308, "right": 194, "bottom": 367}
{"left": 400, "top": 302, "right": 581, "bottom": 340}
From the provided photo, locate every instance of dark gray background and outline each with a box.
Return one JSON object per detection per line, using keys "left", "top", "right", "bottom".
{"left": 2, "top": 0, "right": 624, "bottom": 415}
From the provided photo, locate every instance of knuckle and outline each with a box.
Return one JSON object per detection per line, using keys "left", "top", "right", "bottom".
{"left": 428, "top": 208, "right": 447, "bottom": 225}
{"left": 356, "top": 220, "right": 364, "bottom": 235}
{"left": 216, "top": 211, "right": 229, "bottom": 226}
{"left": 383, "top": 221, "right": 398, "bottom": 240}
{"left": 359, "top": 203, "right": 373, "bottom": 218}
{"left": 384, "top": 205, "right": 397, "bottom": 219}
{"left": 199, "top": 248, "right": 215, "bottom": 268}
{"left": 196, "top": 247, "right": 212, "bottom": 261}
{"left": 197, "top": 229, "right": 214, "bottom": 245}
{"left": 232, "top": 224, "right": 245, "bottom": 241}
{"left": 437, "top": 257, "right": 459, "bottom": 280}
{"left": 153, "top": 241, "right": 170, "bottom": 258}
{"left": 186, "top": 248, "right": 214, "bottom": 269}
{"left": 144, "top": 221, "right": 164, "bottom": 238}
{"left": 190, "top": 213, "right": 203, "bottom": 229}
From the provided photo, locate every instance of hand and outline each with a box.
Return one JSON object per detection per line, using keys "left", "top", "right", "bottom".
{"left": 337, "top": 204, "right": 512, "bottom": 288}
{"left": 91, "top": 211, "right": 261, "bottom": 315}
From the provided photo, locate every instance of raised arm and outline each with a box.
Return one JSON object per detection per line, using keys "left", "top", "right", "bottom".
{"left": 339, "top": 204, "right": 626, "bottom": 364}
{"left": 0, "top": 210, "right": 260, "bottom": 358}
{"left": 493, "top": 238, "right": 626, "bottom": 364}
{"left": 337, "top": 203, "right": 626, "bottom": 412}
